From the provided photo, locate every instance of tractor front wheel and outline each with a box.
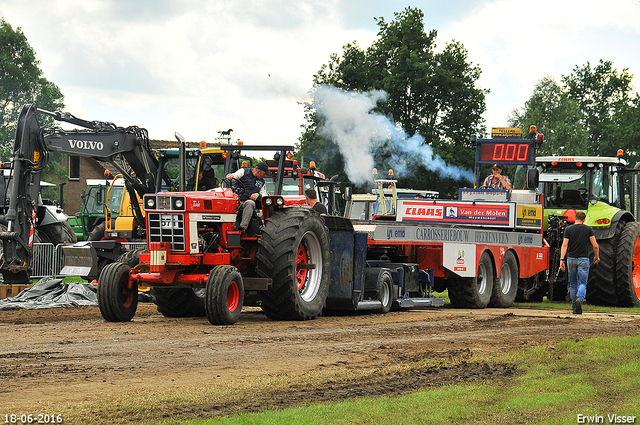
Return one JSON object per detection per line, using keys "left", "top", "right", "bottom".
{"left": 98, "top": 262, "right": 137, "bottom": 322}
{"left": 205, "top": 265, "right": 244, "bottom": 325}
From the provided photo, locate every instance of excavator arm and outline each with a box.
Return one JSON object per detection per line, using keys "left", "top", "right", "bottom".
{"left": 0, "top": 104, "right": 158, "bottom": 282}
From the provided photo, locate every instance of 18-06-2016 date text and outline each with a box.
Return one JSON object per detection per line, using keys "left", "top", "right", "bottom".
{"left": 4, "top": 414, "right": 63, "bottom": 424}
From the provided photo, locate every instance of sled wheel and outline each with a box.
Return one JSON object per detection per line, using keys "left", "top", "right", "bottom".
{"left": 205, "top": 265, "right": 244, "bottom": 325}
{"left": 489, "top": 250, "right": 518, "bottom": 307}
{"left": 448, "top": 251, "right": 494, "bottom": 309}
{"left": 98, "top": 262, "right": 137, "bottom": 322}
{"left": 256, "top": 208, "right": 330, "bottom": 320}
{"left": 378, "top": 269, "right": 393, "bottom": 314}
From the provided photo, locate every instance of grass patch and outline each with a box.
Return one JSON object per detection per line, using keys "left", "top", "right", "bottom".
{"left": 59, "top": 335, "right": 640, "bottom": 424}
{"left": 173, "top": 336, "right": 640, "bottom": 425}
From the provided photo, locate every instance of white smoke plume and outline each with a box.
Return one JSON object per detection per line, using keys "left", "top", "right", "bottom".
{"left": 313, "top": 85, "right": 474, "bottom": 185}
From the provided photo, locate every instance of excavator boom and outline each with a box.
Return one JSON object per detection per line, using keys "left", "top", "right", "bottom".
{"left": 0, "top": 104, "right": 158, "bottom": 283}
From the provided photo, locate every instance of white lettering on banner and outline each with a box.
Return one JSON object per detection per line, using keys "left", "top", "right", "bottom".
{"left": 68, "top": 139, "right": 104, "bottom": 150}
{"left": 371, "top": 225, "right": 543, "bottom": 247}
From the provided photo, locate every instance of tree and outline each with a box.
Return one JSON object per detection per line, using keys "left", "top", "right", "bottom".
{"left": 298, "top": 7, "right": 487, "bottom": 198}
{"left": 0, "top": 18, "right": 64, "bottom": 155}
{"left": 0, "top": 18, "right": 66, "bottom": 201}
{"left": 509, "top": 75, "right": 589, "bottom": 156}
{"left": 610, "top": 94, "right": 640, "bottom": 167}
{"left": 562, "top": 60, "right": 634, "bottom": 157}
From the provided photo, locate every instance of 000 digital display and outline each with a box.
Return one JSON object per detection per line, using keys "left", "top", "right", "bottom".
{"left": 477, "top": 140, "right": 534, "bottom": 165}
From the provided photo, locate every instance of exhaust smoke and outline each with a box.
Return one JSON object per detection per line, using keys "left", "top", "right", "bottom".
{"left": 313, "top": 85, "right": 474, "bottom": 185}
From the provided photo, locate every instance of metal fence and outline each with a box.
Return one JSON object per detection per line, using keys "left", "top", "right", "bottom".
{"left": 13, "top": 242, "right": 147, "bottom": 280}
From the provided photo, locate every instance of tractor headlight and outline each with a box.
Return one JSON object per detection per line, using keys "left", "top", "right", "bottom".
{"left": 146, "top": 197, "right": 155, "bottom": 208}
{"left": 175, "top": 199, "right": 183, "bottom": 208}
{"left": 264, "top": 198, "right": 273, "bottom": 206}
{"left": 276, "top": 198, "right": 284, "bottom": 206}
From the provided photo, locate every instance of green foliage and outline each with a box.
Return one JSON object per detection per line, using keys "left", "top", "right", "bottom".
{"left": 0, "top": 18, "right": 64, "bottom": 152}
{"left": 511, "top": 60, "right": 640, "bottom": 165}
{"left": 509, "top": 76, "right": 589, "bottom": 156}
{"left": 298, "top": 7, "right": 487, "bottom": 198}
{"left": 0, "top": 18, "right": 66, "bottom": 201}
{"left": 563, "top": 60, "right": 633, "bottom": 157}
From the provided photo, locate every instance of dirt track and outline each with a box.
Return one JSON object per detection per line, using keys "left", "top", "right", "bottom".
{"left": 1, "top": 303, "right": 640, "bottom": 423}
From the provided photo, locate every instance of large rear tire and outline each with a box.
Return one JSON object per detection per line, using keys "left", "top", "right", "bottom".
{"left": 256, "top": 208, "right": 330, "bottom": 320}
{"left": 87, "top": 222, "right": 106, "bottom": 241}
{"left": 448, "top": 251, "right": 494, "bottom": 309}
{"left": 205, "top": 265, "right": 244, "bottom": 325}
{"left": 37, "top": 221, "right": 78, "bottom": 245}
{"left": 98, "top": 262, "right": 137, "bottom": 322}
{"left": 489, "top": 250, "right": 518, "bottom": 308}
{"left": 586, "top": 223, "right": 622, "bottom": 306}
{"left": 152, "top": 287, "right": 206, "bottom": 317}
{"left": 616, "top": 221, "right": 640, "bottom": 307}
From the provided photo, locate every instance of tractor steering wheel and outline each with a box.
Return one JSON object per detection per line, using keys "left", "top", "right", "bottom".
{"left": 222, "top": 178, "right": 245, "bottom": 196}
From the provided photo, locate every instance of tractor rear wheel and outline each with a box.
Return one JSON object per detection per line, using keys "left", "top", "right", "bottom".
{"left": 616, "top": 221, "right": 640, "bottom": 307}
{"left": 489, "top": 250, "right": 518, "bottom": 307}
{"left": 98, "top": 262, "right": 137, "bottom": 322}
{"left": 205, "top": 265, "right": 244, "bottom": 325}
{"left": 256, "top": 208, "right": 330, "bottom": 320}
{"left": 87, "top": 221, "right": 106, "bottom": 241}
{"left": 448, "top": 251, "right": 494, "bottom": 309}
{"left": 586, "top": 223, "right": 622, "bottom": 306}
{"left": 152, "top": 287, "right": 206, "bottom": 317}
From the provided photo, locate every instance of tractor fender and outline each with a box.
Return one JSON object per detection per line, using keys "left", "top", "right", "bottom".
{"left": 592, "top": 210, "right": 634, "bottom": 240}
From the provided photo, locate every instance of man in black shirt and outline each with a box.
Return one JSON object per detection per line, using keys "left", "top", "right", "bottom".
{"left": 305, "top": 188, "right": 327, "bottom": 215}
{"left": 559, "top": 211, "right": 600, "bottom": 314}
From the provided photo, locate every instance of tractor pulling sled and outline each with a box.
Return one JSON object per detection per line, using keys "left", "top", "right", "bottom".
{"left": 98, "top": 144, "right": 445, "bottom": 325}
{"left": 98, "top": 131, "right": 563, "bottom": 325}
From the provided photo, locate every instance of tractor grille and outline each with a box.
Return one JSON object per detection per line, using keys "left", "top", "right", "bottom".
{"left": 148, "top": 212, "right": 185, "bottom": 252}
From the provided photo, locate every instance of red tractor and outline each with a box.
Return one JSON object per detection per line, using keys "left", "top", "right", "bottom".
{"left": 97, "top": 145, "right": 334, "bottom": 325}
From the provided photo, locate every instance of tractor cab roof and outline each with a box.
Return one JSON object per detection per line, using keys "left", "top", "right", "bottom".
{"left": 536, "top": 155, "right": 627, "bottom": 166}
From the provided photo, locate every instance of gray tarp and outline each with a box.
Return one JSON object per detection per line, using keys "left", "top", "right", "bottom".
{"left": 0, "top": 277, "right": 98, "bottom": 311}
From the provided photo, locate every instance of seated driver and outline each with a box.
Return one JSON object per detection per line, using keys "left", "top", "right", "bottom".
{"left": 482, "top": 164, "right": 512, "bottom": 190}
{"left": 197, "top": 169, "right": 218, "bottom": 191}
{"left": 225, "top": 162, "right": 270, "bottom": 231}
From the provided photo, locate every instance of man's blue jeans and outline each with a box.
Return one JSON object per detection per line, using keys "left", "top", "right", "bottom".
{"left": 567, "top": 257, "right": 590, "bottom": 308}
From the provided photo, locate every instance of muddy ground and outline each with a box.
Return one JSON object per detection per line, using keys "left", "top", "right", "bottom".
{"left": 1, "top": 303, "right": 640, "bottom": 423}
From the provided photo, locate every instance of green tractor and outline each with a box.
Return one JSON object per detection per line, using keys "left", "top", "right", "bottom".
{"left": 67, "top": 178, "right": 125, "bottom": 241}
{"left": 532, "top": 152, "right": 640, "bottom": 306}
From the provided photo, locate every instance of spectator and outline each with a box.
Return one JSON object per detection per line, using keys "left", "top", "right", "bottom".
{"left": 559, "top": 211, "right": 600, "bottom": 314}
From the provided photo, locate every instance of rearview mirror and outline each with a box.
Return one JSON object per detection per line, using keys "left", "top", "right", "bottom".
{"left": 526, "top": 168, "right": 539, "bottom": 190}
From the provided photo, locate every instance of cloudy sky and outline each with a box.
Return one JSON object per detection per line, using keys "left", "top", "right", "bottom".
{"left": 1, "top": 0, "right": 639, "bottom": 150}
